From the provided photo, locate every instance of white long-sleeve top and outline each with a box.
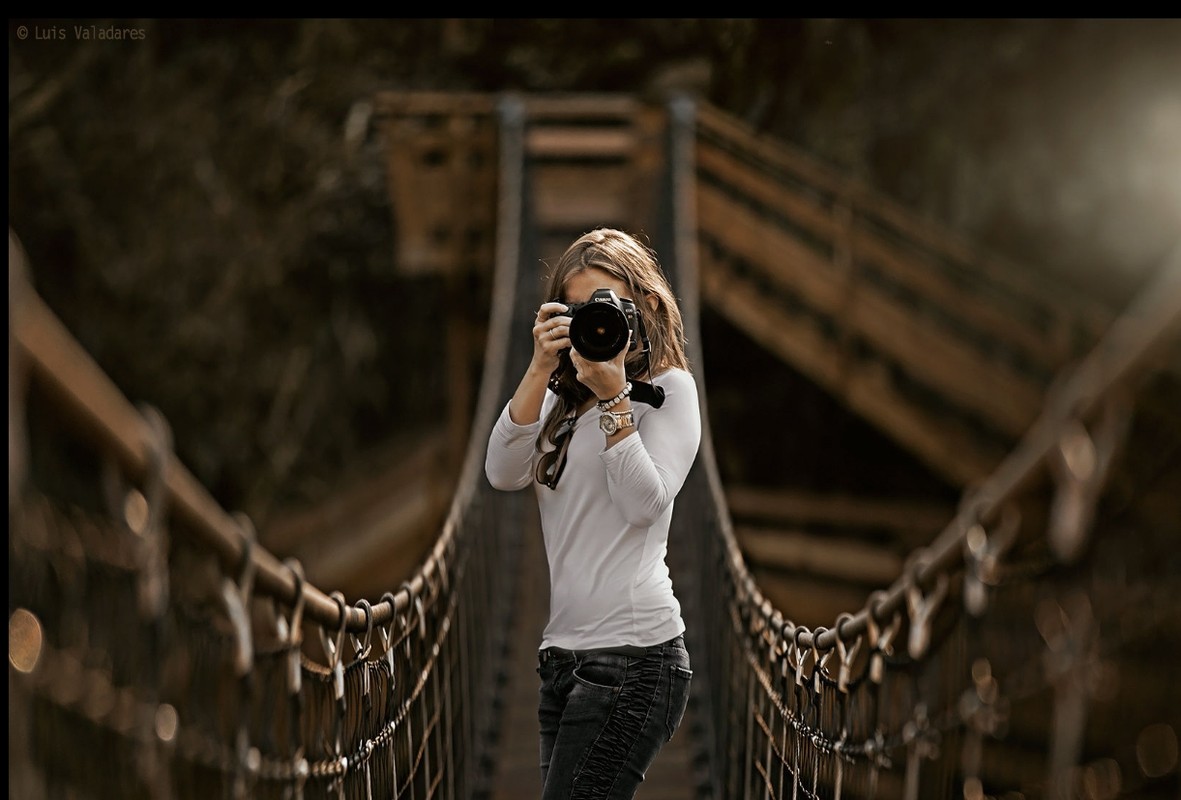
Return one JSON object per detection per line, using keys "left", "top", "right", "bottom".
{"left": 484, "top": 367, "right": 702, "bottom": 650}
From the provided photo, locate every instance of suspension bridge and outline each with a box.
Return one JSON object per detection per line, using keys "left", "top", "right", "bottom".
{"left": 10, "top": 92, "right": 1181, "bottom": 799}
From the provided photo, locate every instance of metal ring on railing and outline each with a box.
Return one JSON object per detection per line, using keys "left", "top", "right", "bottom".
{"left": 834, "top": 613, "right": 862, "bottom": 694}
{"left": 810, "top": 626, "right": 831, "bottom": 695}
{"left": 138, "top": 405, "right": 173, "bottom": 620}
{"left": 904, "top": 555, "right": 949, "bottom": 661}
{"left": 399, "top": 581, "right": 426, "bottom": 642}
{"left": 436, "top": 550, "right": 450, "bottom": 594}
{"left": 352, "top": 599, "right": 374, "bottom": 661}
{"left": 793, "top": 625, "right": 814, "bottom": 689}
{"left": 867, "top": 590, "right": 902, "bottom": 685}
{"left": 963, "top": 502, "right": 1021, "bottom": 617}
{"left": 320, "top": 591, "right": 348, "bottom": 701}
{"left": 282, "top": 558, "right": 306, "bottom": 696}
{"left": 233, "top": 513, "right": 257, "bottom": 605}
{"left": 378, "top": 591, "right": 399, "bottom": 678}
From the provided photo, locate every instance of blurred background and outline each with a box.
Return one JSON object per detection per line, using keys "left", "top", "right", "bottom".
{"left": 10, "top": 19, "right": 1180, "bottom": 537}
{"left": 9, "top": 20, "right": 1181, "bottom": 798}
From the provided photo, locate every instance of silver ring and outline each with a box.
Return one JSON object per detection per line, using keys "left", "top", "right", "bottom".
{"left": 550, "top": 327, "right": 557, "bottom": 340}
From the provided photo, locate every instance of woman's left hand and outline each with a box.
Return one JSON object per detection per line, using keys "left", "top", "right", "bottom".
{"left": 570, "top": 333, "right": 631, "bottom": 402}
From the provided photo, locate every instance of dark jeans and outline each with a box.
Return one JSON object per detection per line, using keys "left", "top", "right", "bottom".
{"left": 536, "top": 635, "right": 693, "bottom": 799}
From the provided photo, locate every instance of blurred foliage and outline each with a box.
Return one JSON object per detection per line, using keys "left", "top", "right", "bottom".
{"left": 9, "top": 19, "right": 1181, "bottom": 521}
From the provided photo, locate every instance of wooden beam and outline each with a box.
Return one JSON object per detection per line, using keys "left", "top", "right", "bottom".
{"left": 696, "top": 139, "right": 839, "bottom": 248}
{"left": 374, "top": 91, "right": 497, "bottom": 116}
{"left": 845, "top": 280, "right": 1043, "bottom": 436}
{"left": 698, "top": 182, "right": 847, "bottom": 313}
{"left": 521, "top": 94, "right": 640, "bottom": 119}
{"left": 697, "top": 138, "right": 1091, "bottom": 372}
{"left": 726, "top": 485, "right": 953, "bottom": 547}
{"left": 531, "top": 164, "right": 633, "bottom": 228}
{"left": 699, "top": 244, "right": 845, "bottom": 386}
{"left": 698, "top": 188, "right": 1045, "bottom": 436}
{"left": 840, "top": 362, "right": 1005, "bottom": 486}
{"left": 736, "top": 525, "right": 905, "bottom": 586}
{"left": 694, "top": 100, "right": 1112, "bottom": 339}
{"left": 700, "top": 248, "right": 1004, "bottom": 486}
{"left": 526, "top": 127, "right": 637, "bottom": 159}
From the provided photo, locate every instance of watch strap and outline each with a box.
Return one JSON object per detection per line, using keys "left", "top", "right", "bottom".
{"left": 599, "top": 409, "right": 634, "bottom": 435}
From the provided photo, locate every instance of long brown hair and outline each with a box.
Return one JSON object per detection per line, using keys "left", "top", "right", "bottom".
{"left": 536, "top": 228, "right": 689, "bottom": 461}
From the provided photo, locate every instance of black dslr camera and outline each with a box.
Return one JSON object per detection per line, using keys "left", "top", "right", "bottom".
{"left": 564, "top": 288, "right": 644, "bottom": 362}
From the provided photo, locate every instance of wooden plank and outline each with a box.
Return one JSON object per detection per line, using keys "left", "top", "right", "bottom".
{"left": 531, "top": 164, "right": 634, "bottom": 228}
{"left": 696, "top": 139, "right": 842, "bottom": 255}
{"left": 699, "top": 245, "right": 845, "bottom": 385}
{"left": 374, "top": 91, "right": 497, "bottom": 117}
{"left": 698, "top": 189, "right": 1045, "bottom": 437}
{"left": 532, "top": 197, "right": 631, "bottom": 230}
{"left": 696, "top": 102, "right": 853, "bottom": 203}
{"left": 841, "top": 356, "right": 1003, "bottom": 485}
{"left": 697, "top": 139, "right": 1077, "bottom": 371}
{"left": 846, "top": 276, "right": 1043, "bottom": 436}
{"left": 698, "top": 182, "right": 848, "bottom": 312}
{"left": 695, "top": 100, "right": 1111, "bottom": 336}
{"left": 852, "top": 226, "right": 1074, "bottom": 367}
{"left": 376, "top": 92, "right": 638, "bottom": 130}
{"left": 700, "top": 249, "right": 1003, "bottom": 485}
{"left": 736, "top": 525, "right": 905, "bottom": 585}
{"left": 526, "top": 126, "right": 637, "bottom": 159}
{"left": 521, "top": 93, "right": 640, "bottom": 119}
{"left": 725, "top": 485, "right": 953, "bottom": 545}
{"left": 381, "top": 117, "right": 498, "bottom": 275}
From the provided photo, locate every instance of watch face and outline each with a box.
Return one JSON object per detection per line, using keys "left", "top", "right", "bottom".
{"left": 599, "top": 413, "right": 618, "bottom": 435}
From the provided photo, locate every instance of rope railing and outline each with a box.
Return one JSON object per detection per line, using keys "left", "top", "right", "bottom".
{"left": 675, "top": 88, "right": 1181, "bottom": 796}
{"left": 685, "top": 278, "right": 1178, "bottom": 798}
{"left": 8, "top": 95, "right": 531, "bottom": 800}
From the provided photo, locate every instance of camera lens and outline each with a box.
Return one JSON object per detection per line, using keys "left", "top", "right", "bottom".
{"left": 569, "top": 303, "right": 629, "bottom": 361}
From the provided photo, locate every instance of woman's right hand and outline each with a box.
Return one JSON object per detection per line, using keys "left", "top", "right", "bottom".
{"left": 531, "top": 301, "right": 572, "bottom": 371}
{"left": 508, "top": 302, "right": 573, "bottom": 426}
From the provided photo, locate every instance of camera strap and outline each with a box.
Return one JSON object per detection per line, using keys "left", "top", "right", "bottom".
{"left": 627, "top": 337, "right": 664, "bottom": 407}
{"left": 629, "top": 379, "right": 665, "bottom": 408}
{"left": 546, "top": 367, "right": 665, "bottom": 408}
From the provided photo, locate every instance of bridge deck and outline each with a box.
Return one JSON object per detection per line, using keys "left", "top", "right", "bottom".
{"left": 483, "top": 503, "right": 705, "bottom": 800}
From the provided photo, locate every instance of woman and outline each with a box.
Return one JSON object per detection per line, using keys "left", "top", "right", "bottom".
{"left": 485, "top": 228, "right": 701, "bottom": 799}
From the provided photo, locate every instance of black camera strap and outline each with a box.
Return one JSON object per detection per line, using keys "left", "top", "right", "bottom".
{"left": 625, "top": 313, "right": 665, "bottom": 407}
{"left": 545, "top": 365, "right": 665, "bottom": 408}
{"left": 629, "top": 379, "right": 665, "bottom": 408}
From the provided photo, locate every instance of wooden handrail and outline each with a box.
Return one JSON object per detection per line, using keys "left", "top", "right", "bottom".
{"left": 695, "top": 100, "right": 1113, "bottom": 335}
{"left": 805, "top": 241, "right": 1181, "bottom": 652}
{"left": 9, "top": 230, "right": 439, "bottom": 633}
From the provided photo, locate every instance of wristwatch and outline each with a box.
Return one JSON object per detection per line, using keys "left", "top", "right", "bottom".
{"left": 599, "top": 409, "right": 635, "bottom": 436}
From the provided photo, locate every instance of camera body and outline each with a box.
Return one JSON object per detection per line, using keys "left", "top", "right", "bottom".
{"left": 565, "top": 288, "right": 643, "bottom": 362}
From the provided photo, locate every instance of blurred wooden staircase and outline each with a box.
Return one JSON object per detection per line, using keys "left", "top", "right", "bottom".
{"left": 692, "top": 103, "right": 1113, "bottom": 489}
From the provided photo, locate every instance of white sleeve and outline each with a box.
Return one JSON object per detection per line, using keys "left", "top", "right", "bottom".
{"left": 484, "top": 401, "right": 540, "bottom": 491}
{"left": 600, "top": 370, "right": 702, "bottom": 527}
